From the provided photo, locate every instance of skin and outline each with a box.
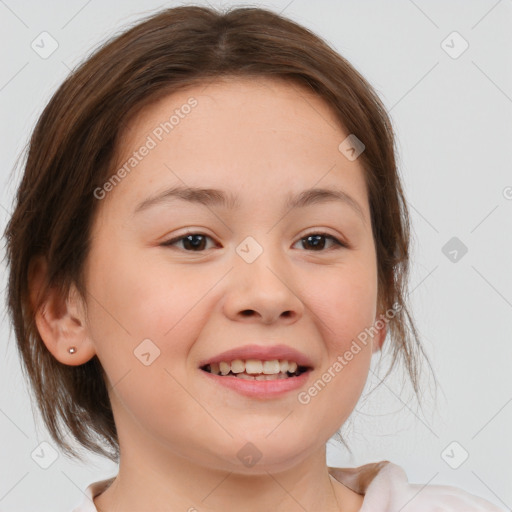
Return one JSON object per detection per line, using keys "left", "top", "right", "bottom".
{"left": 33, "top": 76, "right": 387, "bottom": 511}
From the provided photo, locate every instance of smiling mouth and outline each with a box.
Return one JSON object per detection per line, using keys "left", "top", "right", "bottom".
{"left": 200, "top": 359, "right": 311, "bottom": 380}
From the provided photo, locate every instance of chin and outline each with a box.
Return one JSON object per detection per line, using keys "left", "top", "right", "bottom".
{"left": 219, "top": 435, "right": 313, "bottom": 475}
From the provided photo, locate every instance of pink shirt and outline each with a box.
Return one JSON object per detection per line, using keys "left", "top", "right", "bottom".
{"left": 71, "top": 460, "right": 505, "bottom": 511}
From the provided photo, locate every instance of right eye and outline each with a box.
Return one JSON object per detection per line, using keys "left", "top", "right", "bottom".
{"left": 160, "top": 232, "right": 217, "bottom": 252}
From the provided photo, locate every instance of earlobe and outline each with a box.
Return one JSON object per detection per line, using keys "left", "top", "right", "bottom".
{"left": 28, "top": 256, "right": 96, "bottom": 366}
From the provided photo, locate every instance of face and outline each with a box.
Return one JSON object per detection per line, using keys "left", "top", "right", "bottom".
{"left": 80, "top": 77, "right": 385, "bottom": 473}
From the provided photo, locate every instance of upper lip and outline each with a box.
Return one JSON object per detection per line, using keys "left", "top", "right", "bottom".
{"left": 199, "top": 344, "right": 314, "bottom": 369}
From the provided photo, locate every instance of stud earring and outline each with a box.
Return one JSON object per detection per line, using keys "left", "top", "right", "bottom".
{"left": 68, "top": 346, "right": 77, "bottom": 354}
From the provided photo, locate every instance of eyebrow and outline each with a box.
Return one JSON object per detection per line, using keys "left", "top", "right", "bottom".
{"left": 133, "top": 185, "right": 366, "bottom": 223}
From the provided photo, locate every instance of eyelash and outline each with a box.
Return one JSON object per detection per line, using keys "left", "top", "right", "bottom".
{"left": 160, "top": 231, "right": 348, "bottom": 252}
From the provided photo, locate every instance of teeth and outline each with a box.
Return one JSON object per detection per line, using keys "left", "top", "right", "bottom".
{"left": 236, "top": 372, "right": 256, "bottom": 380}
{"left": 262, "top": 360, "right": 281, "bottom": 374}
{"left": 237, "top": 372, "right": 289, "bottom": 380}
{"left": 245, "top": 359, "right": 263, "bottom": 374}
{"left": 219, "top": 361, "right": 231, "bottom": 375}
{"left": 231, "top": 359, "right": 245, "bottom": 373}
{"left": 204, "top": 358, "right": 305, "bottom": 377}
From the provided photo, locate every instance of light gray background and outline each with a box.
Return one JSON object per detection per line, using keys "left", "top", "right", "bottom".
{"left": 1, "top": 1, "right": 511, "bottom": 510}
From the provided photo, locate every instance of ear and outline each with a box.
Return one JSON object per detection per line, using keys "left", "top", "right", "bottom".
{"left": 28, "top": 256, "right": 97, "bottom": 366}
{"left": 372, "top": 312, "right": 388, "bottom": 354}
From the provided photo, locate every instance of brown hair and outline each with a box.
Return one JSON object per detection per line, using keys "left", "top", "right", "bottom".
{"left": 3, "top": 5, "right": 435, "bottom": 463}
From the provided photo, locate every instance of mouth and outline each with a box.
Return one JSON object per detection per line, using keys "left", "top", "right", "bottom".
{"left": 200, "top": 359, "right": 311, "bottom": 380}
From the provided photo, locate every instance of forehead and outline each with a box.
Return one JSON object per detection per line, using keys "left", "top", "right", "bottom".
{"left": 117, "top": 75, "right": 349, "bottom": 161}
{"left": 101, "top": 76, "right": 370, "bottom": 224}
{"left": 125, "top": 75, "right": 342, "bottom": 133}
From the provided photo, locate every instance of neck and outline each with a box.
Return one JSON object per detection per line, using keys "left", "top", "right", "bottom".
{"left": 93, "top": 440, "right": 362, "bottom": 511}
{"left": 93, "top": 398, "right": 363, "bottom": 512}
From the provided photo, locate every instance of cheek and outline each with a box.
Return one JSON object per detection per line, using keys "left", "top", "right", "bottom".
{"left": 83, "top": 240, "right": 218, "bottom": 398}
{"left": 296, "top": 258, "right": 377, "bottom": 412}
{"left": 306, "top": 259, "right": 378, "bottom": 347}
{"left": 83, "top": 244, "right": 210, "bottom": 432}
{"left": 86, "top": 239, "right": 211, "bottom": 340}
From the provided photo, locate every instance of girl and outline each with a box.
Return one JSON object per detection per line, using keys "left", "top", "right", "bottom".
{"left": 3, "top": 5, "right": 505, "bottom": 511}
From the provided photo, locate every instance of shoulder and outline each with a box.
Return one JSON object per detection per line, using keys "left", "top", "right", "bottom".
{"left": 71, "top": 476, "right": 115, "bottom": 512}
{"left": 329, "top": 461, "right": 505, "bottom": 512}
{"left": 362, "top": 462, "right": 505, "bottom": 511}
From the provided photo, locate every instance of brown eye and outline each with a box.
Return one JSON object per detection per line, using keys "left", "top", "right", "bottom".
{"left": 161, "top": 231, "right": 347, "bottom": 253}
{"left": 295, "top": 233, "right": 346, "bottom": 251}
{"left": 161, "top": 233, "right": 215, "bottom": 251}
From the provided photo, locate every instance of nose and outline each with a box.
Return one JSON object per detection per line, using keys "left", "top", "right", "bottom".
{"left": 222, "top": 252, "right": 304, "bottom": 325}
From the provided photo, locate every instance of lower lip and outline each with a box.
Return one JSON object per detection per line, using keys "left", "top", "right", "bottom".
{"left": 200, "top": 369, "right": 311, "bottom": 399}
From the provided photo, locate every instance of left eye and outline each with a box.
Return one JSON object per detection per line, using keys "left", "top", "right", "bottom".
{"left": 161, "top": 232, "right": 347, "bottom": 252}
{"left": 295, "top": 233, "right": 347, "bottom": 251}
